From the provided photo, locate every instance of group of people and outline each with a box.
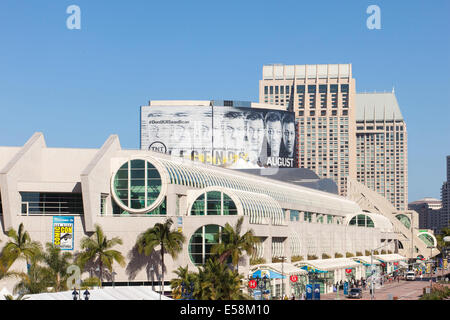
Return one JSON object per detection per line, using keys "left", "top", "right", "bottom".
{"left": 143, "top": 106, "right": 297, "bottom": 168}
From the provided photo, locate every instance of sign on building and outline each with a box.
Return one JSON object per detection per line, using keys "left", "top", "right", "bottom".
{"left": 52, "top": 216, "right": 74, "bottom": 250}
{"left": 141, "top": 105, "right": 296, "bottom": 168}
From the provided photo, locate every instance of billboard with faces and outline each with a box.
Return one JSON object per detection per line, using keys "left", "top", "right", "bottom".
{"left": 141, "top": 105, "right": 296, "bottom": 168}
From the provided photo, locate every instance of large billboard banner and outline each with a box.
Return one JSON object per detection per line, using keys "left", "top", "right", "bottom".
{"left": 141, "top": 105, "right": 296, "bottom": 168}
{"left": 52, "top": 216, "right": 74, "bottom": 250}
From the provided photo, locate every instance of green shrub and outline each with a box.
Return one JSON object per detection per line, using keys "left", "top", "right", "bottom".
{"left": 334, "top": 253, "right": 343, "bottom": 258}
{"left": 307, "top": 255, "right": 318, "bottom": 260}
{"left": 322, "top": 253, "right": 331, "bottom": 259}
{"left": 291, "top": 255, "right": 303, "bottom": 262}
{"left": 355, "top": 251, "right": 363, "bottom": 256}
{"left": 346, "top": 252, "right": 354, "bottom": 258}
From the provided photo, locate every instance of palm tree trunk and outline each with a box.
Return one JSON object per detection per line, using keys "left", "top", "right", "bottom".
{"left": 160, "top": 243, "right": 164, "bottom": 298}
{"left": 99, "top": 260, "right": 103, "bottom": 287}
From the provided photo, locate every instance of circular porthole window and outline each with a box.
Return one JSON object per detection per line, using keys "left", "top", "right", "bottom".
{"left": 112, "top": 159, "right": 165, "bottom": 213}
{"left": 189, "top": 224, "right": 222, "bottom": 266}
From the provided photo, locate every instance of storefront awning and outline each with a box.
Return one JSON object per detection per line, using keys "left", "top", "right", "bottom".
{"left": 299, "top": 266, "right": 328, "bottom": 273}
{"left": 250, "top": 263, "right": 308, "bottom": 279}
{"left": 352, "top": 256, "right": 381, "bottom": 266}
{"left": 294, "top": 258, "right": 360, "bottom": 272}
{"left": 374, "top": 254, "right": 407, "bottom": 263}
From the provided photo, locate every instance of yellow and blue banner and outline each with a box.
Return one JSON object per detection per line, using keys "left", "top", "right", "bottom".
{"left": 53, "top": 216, "right": 74, "bottom": 250}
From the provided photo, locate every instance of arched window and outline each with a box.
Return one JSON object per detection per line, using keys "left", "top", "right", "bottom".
{"left": 418, "top": 232, "right": 436, "bottom": 247}
{"left": 190, "top": 191, "right": 237, "bottom": 216}
{"left": 349, "top": 214, "right": 374, "bottom": 228}
{"left": 395, "top": 214, "right": 411, "bottom": 229}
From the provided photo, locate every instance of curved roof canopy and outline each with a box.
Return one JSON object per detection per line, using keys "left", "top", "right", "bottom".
{"left": 374, "top": 254, "right": 407, "bottom": 263}
{"left": 153, "top": 156, "right": 360, "bottom": 216}
{"left": 294, "top": 258, "right": 360, "bottom": 271}
{"left": 251, "top": 263, "right": 308, "bottom": 277}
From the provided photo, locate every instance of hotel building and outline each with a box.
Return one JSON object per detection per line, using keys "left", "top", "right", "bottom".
{"left": 355, "top": 92, "right": 408, "bottom": 211}
{"left": 258, "top": 64, "right": 408, "bottom": 212}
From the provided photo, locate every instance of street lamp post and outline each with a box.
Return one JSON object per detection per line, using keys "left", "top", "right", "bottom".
{"left": 112, "top": 271, "right": 117, "bottom": 288}
{"left": 280, "top": 256, "right": 287, "bottom": 299}
{"left": 83, "top": 289, "right": 90, "bottom": 301}
{"left": 369, "top": 242, "right": 391, "bottom": 300}
{"left": 72, "top": 288, "right": 79, "bottom": 301}
{"left": 427, "top": 246, "right": 435, "bottom": 293}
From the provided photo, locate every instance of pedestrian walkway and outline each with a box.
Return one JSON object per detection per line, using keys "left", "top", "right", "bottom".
{"left": 320, "top": 279, "right": 428, "bottom": 300}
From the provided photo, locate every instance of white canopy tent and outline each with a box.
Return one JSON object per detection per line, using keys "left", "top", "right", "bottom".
{"left": 23, "top": 286, "right": 172, "bottom": 300}
{"left": 251, "top": 263, "right": 308, "bottom": 276}
{"left": 374, "top": 254, "right": 407, "bottom": 263}
{"left": 294, "top": 258, "right": 360, "bottom": 271}
{"left": 353, "top": 256, "right": 381, "bottom": 265}
{"left": 0, "top": 287, "right": 12, "bottom": 300}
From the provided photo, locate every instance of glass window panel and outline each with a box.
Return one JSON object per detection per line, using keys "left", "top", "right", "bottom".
{"left": 130, "top": 159, "right": 145, "bottom": 168}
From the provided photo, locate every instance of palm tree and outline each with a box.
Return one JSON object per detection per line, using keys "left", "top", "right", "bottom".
{"left": 170, "top": 265, "right": 197, "bottom": 299}
{"left": 436, "top": 228, "right": 450, "bottom": 253}
{"left": 4, "top": 294, "right": 29, "bottom": 300}
{"left": 13, "top": 255, "right": 50, "bottom": 295}
{"left": 196, "top": 258, "right": 249, "bottom": 300}
{"left": 76, "top": 224, "right": 125, "bottom": 286}
{"left": 1, "top": 223, "right": 42, "bottom": 271}
{"left": 40, "top": 242, "right": 73, "bottom": 292}
{"left": 136, "top": 218, "right": 185, "bottom": 296}
{"left": 211, "top": 217, "right": 259, "bottom": 272}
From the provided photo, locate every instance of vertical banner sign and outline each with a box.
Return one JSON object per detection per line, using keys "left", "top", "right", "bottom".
{"left": 53, "top": 216, "right": 74, "bottom": 250}
{"left": 305, "top": 284, "right": 313, "bottom": 300}
{"left": 343, "top": 282, "right": 349, "bottom": 295}
{"left": 313, "top": 283, "right": 320, "bottom": 300}
{"left": 177, "top": 217, "right": 183, "bottom": 233}
{"left": 253, "top": 289, "right": 262, "bottom": 300}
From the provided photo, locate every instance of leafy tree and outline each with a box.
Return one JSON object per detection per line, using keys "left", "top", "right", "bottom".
{"left": 40, "top": 242, "right": 73, "bottom": 292}
{"left": 210, "top": 217, "right": 258, "bottom": 272}
{"left": 136, "top": 218, "right": 185, "bottom": 296}
{"left": 76, "top": 224, "right": 125, "bottom": 285}
{"left": 1, "top": 223, "right": 42, "bottom": 270}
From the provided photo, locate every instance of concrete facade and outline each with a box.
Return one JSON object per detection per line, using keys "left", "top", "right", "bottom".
{"left": 0, "top": 133, "right": 434, "bottom": 295}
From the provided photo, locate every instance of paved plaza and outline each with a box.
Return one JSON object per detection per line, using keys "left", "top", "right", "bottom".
{"left": 320, "top": 272, "right": 450, "bottom": 300}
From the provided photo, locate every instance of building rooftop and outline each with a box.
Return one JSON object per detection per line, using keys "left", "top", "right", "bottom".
{"left": 355, "top": 92, "right": 404, "bottom": 121}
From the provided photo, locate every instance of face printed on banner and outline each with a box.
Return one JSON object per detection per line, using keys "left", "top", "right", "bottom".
{"left": 223, "top": 111, "right": 245, "bottom": 154}
{"left": 265, "top": 112, "right": 282, "bottom": 157}
{"left": 245, "top": 112, "right": 265, "bottom": 164}
{"left": 147, "top": 110, "right": 169, "bottom": 140}
{"left": 169, "top": 111, "right": 191, "bottom": 157}
{"left": 191, "top": 111, "right": 212, "bottom": 161}
{"left": 282, "top": 119, "right": 295, "bottom": 157}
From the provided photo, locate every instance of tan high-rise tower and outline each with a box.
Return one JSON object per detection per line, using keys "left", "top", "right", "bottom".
{"left": 259, "top": 64, "right": 356, "bottom": 196}
{"left": 355, "top": 92, "right": 408, "bottom": 211}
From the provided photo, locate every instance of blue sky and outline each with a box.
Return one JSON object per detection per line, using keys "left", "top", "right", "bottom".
{"left": 0, "top": 0, "right": 449, "bottom": 202}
